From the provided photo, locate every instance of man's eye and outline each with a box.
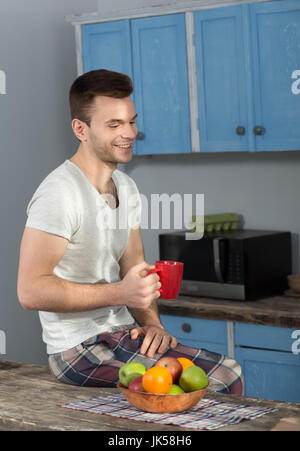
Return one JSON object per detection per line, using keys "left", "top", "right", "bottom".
{"left": 108, "top": 125, "right": 119, "bottom": 129}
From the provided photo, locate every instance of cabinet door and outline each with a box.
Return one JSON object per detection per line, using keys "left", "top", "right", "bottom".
{"left": 235, "top": 347, "right": 300, "bottom": 402}
{"left": 81, "top": 20, "right": 133, "bottom": 76}
{"left": 160, "top": 315, "right": 228, "bottom": 355}
{"left": 194, "top": 6, "right": 250, "bottom": 152}
{"left": 235, "top": 322, "right": 300, "bottom": 402}
{"left": 131, "top": 14, "right": 191, "bottom": 155}
{"left": 250, "top": 0, "right": 300, "bottom": 151}
{"left": 81, "top": 21, "right": 137, "bottom": 152}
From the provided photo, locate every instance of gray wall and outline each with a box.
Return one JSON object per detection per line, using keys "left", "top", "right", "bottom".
{"left": 1, "top": 0, "right": 299, "bottom": 366}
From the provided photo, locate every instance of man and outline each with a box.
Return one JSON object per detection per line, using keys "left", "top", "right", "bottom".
{"left": 17, "top": 69, "right": 243, "bottom": 394}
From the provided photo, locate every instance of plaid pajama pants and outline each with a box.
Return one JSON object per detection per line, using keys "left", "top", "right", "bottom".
{"left": 48, "top": 326, "right": 244, "bottom": 395}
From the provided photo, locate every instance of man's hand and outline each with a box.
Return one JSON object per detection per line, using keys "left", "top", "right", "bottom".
{"left": 119, "top": 261, "right": 161, "bottom": 310}
{"left": 130, "top": 325, "right": 178, "bottom": 358}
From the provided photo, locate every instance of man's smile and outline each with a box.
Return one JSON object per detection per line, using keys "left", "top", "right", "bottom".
{"left": 114, "top": 142, "right": 134, "bottom": 152}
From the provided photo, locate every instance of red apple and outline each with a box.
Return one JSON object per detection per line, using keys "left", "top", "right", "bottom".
{"left": 128, "top": 375, "right": 144, "bottom": 392}
{"left": 154, "top": 357, "right": 183, "bottom": 384}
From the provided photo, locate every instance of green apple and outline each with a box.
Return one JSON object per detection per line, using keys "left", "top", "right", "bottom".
{"left": 167, "top": 384, "right": 185, "bottom": 394}
{"left": 179, "top": 366, "right": 208, "bottom": 392}
{"left": 118, "top": 362, "right": 146, "bottom": 388}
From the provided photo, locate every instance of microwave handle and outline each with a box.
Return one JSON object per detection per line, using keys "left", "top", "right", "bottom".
{"left": 213, "top": 237, "right": 224, "bottom": 283}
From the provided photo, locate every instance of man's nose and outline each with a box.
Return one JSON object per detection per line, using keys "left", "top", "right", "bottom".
{"left": 121, "top": 123, "right": 138, "bottom": 139}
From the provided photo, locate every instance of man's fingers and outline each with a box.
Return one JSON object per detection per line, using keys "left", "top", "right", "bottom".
{"left": 141, "top": 331, "right": 174, "bottom": 358}
{"left": 157, "top": 334, "right": 173, "bottom": 354}
{"left": 144, "top": 333, "right": 164, "bottom": 358}
{"left": 131, "top": 326, "right": 177, "bottom": 359}
{"left": 134, "top": 261, "right": 155, "bottom": 277}
{"left": 140, "top": 330, "right": 156, "bottom": 355}
{"left": 170, "top": 335, "right": 178, "bottom": 349}
{"left": 130, "top": 327, "right": 143, "bottom": 340}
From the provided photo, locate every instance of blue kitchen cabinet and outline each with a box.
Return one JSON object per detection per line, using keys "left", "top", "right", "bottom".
{"left": 160, "top": 314, "right": 228, "bottom": 355}
{"left": 250, "top": 0, "right": 300, "bottom": 151}
{"left": 194, "top": 6, "right": 250, "bottom": 152}
{"left": 235, "top": 323, "right": 300, "bottom": 402}
{"left": 131, "top": 15, "right": 191, "bottom": 156}
{"left": 194, "top": 0, "right": 300, "bottom": 152}
{"left": 81, "top": 14, "right": 191, "bottom": 156}
{"left": 160, "top": 315, "right": 300, "bottom": 402}
{"left": 82, "top": 20, "right": 133, "bottom": 76}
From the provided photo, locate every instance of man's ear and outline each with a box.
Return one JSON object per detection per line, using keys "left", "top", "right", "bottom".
{"left": 71, "top": 118, "right": 88, "bottom": 143}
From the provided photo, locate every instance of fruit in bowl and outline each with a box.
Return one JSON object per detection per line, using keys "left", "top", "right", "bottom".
{"left": 142, "top": 366, "right": 173, "bottom": 394}
{"left": 154, "top": 356, "right": 183, "bottom": 384}
{"left": 179, "top": 365, "right": 208, "bottom": 392}
{"left": 118, "top": 362, "right": 146, "bottom": 388}
{"left": 117, "top": 357, "right": 209, "bottom": 413}
{"left": 128, "top": 375, "right": 144, "bottom": 392}
{"left": 167, "top": 384, "right": 185, "bottom": 394}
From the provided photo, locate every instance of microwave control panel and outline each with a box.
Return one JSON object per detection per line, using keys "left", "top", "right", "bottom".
{"left": 226, "top": 250, "right": 244, "bottom": 284}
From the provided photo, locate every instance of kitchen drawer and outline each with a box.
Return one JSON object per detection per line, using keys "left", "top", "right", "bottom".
{"left": 160, "top": 315, "right": 227, "bottom": 347}
{"left": 235, "top": 323, "right": 296, "bottom": 352}
{"left": 177, "top": 337, "right": 227, "bottom": 355}
{"left": 235, "top": 347, "right": 300, "bottom": 402}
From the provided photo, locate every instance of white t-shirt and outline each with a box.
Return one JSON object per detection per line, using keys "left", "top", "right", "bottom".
{"left": 25, "top": 159, "right": 141, "bottom": 354}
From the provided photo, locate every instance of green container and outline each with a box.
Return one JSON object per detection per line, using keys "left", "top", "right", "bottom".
{"left": 190, "top": 213, "right": 240, "bottom": 233}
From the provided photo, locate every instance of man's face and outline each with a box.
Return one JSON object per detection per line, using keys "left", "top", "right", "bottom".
{"left": 86, "top": 95, "right": 138, "bottom": 164}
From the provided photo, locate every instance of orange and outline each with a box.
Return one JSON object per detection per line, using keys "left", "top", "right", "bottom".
{"left": 142, "top": 366, "right": 173, "bottom": 394}
{"left": 177, "top": 357, "right": 195, "bottom": 372}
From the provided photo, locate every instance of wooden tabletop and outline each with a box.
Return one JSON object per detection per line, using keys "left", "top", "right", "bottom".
{"left": 158, "top": 294, "right": 300, "bottom": 328}
{"left": 1, "top": 359, "right": 300, "bottom": 431}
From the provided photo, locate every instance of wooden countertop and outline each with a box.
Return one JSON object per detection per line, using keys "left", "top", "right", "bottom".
{"left": 157, "top": 294, "right": 300, "bottom": 328}
{"left": 0, "top": 359, "right": 300, "bottom": 431}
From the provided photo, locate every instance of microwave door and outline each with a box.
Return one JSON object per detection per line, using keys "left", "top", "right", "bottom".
{"left": 213, "top": 237, "right": 224, "bottom": 283}
{"left": 213, "top": 237, "right": 226, "bottom": 283}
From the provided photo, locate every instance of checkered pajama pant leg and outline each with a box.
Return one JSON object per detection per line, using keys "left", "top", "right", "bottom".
{"left": 48, "top": 328, "right": 244, "bottom": 395}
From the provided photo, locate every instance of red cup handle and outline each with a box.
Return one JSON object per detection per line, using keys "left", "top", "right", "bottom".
{"left": 147, "top": 268, "right": 161, "bottom": 274}
{"left": 147, "top": 268, "right": 162, "bottom": 292}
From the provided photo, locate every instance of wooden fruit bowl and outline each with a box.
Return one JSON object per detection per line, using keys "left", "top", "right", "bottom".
{"left": 117, "top": 382, "right": 209, "bottom": 413}
{"left": 288, "top": 274, "right": 300, "bottom": 293}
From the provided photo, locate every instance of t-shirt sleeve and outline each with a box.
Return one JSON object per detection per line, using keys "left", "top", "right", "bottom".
{"left": 25, "top": 180, "right": 79, "bottom": 240}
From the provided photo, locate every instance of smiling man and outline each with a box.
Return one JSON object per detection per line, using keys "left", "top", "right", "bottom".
{"left": 17, "top": 69, "right": 244, "bottom": 394}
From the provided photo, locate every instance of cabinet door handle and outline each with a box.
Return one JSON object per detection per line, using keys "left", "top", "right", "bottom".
{"left": 182, "top": 323, "right": 191, "bottom": 333}
{"left": 253, "top": 126, "right": 265, "bottom": 136}
{"left": 236, "top": 126, "right": 245, "bottom": 136}
{"left": 136, "top": 131, "right": 145, "bottom": 140}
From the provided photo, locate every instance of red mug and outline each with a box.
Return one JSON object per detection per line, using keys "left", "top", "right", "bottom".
{"left": 148, "top": 260, "right": 184, "bottom": 299}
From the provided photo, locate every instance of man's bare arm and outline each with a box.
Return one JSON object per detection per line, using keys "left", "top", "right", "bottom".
{"left": 119, "top": 227, "right": 177, "bottom": 357}
{"left": 17, "top": 227, "right": 159, "bottom": 313}
{"left": 119, "top": 227, "right": 163, "bottom": 328}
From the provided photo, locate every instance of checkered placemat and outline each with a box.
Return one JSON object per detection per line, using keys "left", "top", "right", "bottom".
{"left": 61, "top": 393, "right": 277, "bottom": 430}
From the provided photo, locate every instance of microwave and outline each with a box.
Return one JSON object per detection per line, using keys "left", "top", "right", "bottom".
{"left": 159, "top": 229, "right": 292, "bottom": 301}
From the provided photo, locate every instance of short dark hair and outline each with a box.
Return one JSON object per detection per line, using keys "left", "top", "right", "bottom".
{"left": 69, "top": 69, "right": 133, "bottom": 126}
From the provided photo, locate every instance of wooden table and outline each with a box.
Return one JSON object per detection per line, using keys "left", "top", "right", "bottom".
{"left": 1, "top": 359, "right": 300, "bottom": 431}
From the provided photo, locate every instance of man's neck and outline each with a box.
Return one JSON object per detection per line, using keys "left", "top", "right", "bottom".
{"left": 70, "top": 146, "right": 117, "bottom": 194}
